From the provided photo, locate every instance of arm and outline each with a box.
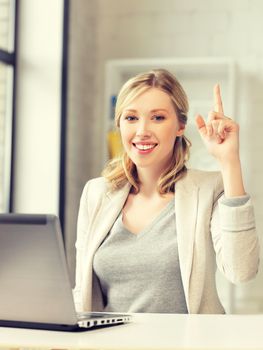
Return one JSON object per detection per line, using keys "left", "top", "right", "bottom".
{"left": 196, "top": 86, "right": 259, "bottom": 282}
{"left": 211, "top": 189, "right": 259, "bottom": 283}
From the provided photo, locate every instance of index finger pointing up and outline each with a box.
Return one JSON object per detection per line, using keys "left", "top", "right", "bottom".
{"left": 214, "top": 84, "right": 224, "bottom": 114}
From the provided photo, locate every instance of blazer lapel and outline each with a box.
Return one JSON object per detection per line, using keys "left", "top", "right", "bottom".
{"left": 89, "top": 183, "right": 131, "bottom": 253}
{"left": 175, "top": 175, "right": 199, "bottom": 312}
{"left": 81, "top": 183, "right": 131, "bottom": 311}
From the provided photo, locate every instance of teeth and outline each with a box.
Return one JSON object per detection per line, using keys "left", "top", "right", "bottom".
{"left": 135, "top": 144, "right": 155, "bottom": 150}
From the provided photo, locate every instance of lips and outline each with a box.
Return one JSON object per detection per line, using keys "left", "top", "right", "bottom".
{"left": 132, "top": 142, "right": 157, "bottom": 153}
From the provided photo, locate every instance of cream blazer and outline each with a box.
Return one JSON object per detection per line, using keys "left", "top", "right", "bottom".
{"left": 73, "top": 169, "right": 259, "bottom": 314}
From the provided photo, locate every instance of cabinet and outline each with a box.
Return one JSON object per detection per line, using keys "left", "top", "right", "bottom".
{"left": 104, "top": 57, "right": 236, "bottom": 312}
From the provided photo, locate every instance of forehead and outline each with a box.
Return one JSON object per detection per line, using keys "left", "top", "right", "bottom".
{"left": 124, "top": 88, "right": 175, "bottom": 112}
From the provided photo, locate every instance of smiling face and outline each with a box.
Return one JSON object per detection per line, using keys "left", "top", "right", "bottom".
{"left": 119, "top": 88, "right": 185, "bottom": 174}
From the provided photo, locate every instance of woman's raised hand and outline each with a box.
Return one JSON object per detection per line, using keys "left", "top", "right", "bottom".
{"left": 195, "top": 84, "right": 240, "bottom": 164}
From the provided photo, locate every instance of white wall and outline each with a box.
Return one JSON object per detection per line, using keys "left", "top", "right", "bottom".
{"left": 13, "top": 0, "right": 63, "bottom": 215}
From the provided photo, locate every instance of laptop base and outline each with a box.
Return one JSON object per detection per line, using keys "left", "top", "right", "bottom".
{"left": 0, "top": 319, "right": 83, "bottom": 332}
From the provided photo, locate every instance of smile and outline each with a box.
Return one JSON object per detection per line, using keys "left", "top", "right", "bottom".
{"left": 132, "top": 143, "right": 157, "bottom": 153}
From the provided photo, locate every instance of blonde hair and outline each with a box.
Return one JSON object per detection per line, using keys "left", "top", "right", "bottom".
{"left": 102, "top": 69, "right": 191, "bottom": 194}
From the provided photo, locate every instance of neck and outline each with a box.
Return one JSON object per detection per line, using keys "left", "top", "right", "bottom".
{"left": 136, "top": 167, "right": 162, "bottom": 197}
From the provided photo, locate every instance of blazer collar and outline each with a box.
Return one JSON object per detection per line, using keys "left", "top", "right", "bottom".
{"left": 88, "top": 182, "right": 131, "bottom": 254}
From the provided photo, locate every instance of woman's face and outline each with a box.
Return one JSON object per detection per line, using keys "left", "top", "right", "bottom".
{"left": 119, "top": 88, "right": 184, "bottom": 173}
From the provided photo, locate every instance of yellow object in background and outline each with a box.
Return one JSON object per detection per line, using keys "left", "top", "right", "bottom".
{"left": 107, "top": 129, "right": 123, "bottom": 158}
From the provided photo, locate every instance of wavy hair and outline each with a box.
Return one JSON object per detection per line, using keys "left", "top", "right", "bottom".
{"left": 102, "top": 69, "right": 191, "bottom": 194}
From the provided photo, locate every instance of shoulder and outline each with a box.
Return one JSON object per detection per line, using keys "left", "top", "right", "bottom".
{"left": 85, "top": 176, "right": 110, "bottom": 191}
{"left": 81, "top": 177, "right": 110, "bottom": 202}
{"left": 78, "top": 177, "right": 111, "bottom": 221}
{"left": 79, "top": 177, "right": 130, "bottom": 222}
{"left": 186, "top": 168, "right": 222, "bottom": 186}
{"left": 182, "top": 168, "right": 224, "bottom": 199}
{"left": 80, "top": 176, "right": 130, "bottom": 204}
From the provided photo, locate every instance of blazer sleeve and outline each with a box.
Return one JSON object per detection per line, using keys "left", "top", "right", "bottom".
{"left": 210, "top": 174, "right": 260, "bottom": 284}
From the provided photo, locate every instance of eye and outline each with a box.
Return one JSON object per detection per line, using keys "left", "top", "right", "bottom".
{"left": 124, "top": 115, "right": 138, "bottom": 121}
{"left": 153, "top": 115, "right": 165, "bottom": 121}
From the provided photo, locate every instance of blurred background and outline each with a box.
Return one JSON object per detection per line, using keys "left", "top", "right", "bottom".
{"left": 1, "top": 0, "right": 263, "bottom": 314}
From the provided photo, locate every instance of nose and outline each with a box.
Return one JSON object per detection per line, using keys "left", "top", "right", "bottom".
{"left": 136, "top": 119, "right": 151, "bottom": 138}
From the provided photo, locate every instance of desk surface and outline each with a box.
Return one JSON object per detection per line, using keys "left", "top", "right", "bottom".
{"left": 1, "top": 313, "right": 263, "bottom": 350}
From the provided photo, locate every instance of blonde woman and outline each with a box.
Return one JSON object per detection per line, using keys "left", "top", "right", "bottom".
{"left": 74, "top": 69, "right": 259, "bottom": 314}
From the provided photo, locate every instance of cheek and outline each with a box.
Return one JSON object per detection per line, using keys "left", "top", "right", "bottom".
{"left": 162, "top": 130, "right": 179, "bottom": 152}
{"left": 120, "top": 123, "right": 133, "bottom": 137}
{"left": 119, "top": 127, "right": 131, "bottom": 147}
{"left": 160, "top": 125, "right": 178, "bottom": 142}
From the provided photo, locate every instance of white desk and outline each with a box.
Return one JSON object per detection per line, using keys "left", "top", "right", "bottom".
{"left": 0, "top": 313, "right": 263, "bottom": 350}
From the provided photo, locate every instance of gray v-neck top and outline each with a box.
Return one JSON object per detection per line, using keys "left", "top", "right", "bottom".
{"left": 93, "top": 199, "right": 188, "bottom": 313}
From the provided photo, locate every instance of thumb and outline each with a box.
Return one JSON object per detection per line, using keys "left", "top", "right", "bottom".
{"left": 195, "top": 114, "right": 207, "bottom": 136}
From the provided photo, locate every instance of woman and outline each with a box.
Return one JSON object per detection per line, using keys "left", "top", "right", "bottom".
{"left": 74, "top": 69, "right": 259, "bottom": 314}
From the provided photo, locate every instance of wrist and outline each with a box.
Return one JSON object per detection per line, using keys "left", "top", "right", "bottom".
{"left": 219, "top": 155, "right": 241, "bottom": 171}
{"left": 220, "top": 158, "right": 246, "bottom": 197}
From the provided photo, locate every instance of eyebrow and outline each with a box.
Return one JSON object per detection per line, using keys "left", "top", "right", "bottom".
{"left": 123, "top": 108, "right": 169, "bottom": 113}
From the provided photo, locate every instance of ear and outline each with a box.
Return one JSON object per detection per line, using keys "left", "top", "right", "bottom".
{"left": 176, "top": 125, "right": 185, "bottom": 137}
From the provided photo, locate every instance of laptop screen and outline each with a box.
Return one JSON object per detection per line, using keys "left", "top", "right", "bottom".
{"left": 0, "top": 214, "right": 78, "bottom": 326}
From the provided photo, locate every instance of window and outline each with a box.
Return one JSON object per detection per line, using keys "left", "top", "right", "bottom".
{"left": 0, "top": 0, "right": 16, "bottom": 212}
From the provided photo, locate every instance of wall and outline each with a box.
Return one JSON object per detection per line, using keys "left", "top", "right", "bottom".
{"left": 66, "top": 0, "right": 263, "bottom": 312}
{"left": 13, "top": 0, "right": 63, "bottom": 215}
{"left": 65, "top": 0, "right": 98, "bottom": 285}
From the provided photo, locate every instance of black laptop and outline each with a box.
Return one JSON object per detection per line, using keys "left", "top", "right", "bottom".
{"left": 0, "top": 214, "right": 132, "bottom": 331}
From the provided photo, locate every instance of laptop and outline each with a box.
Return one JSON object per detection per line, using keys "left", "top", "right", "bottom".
{"left": 0, "top": 213, "right": 132, "bottom": 331}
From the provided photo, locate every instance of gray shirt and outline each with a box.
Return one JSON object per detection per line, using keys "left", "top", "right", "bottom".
{"left": 93, "top": 199, "right": 188, "bottom": 313}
